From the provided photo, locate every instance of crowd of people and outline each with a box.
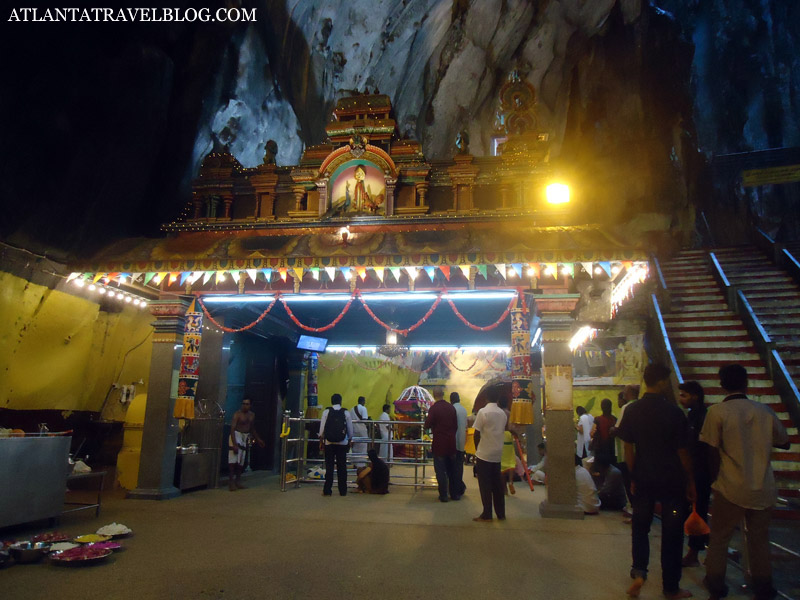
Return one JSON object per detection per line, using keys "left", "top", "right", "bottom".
{"left": 308, "top": 359, "right": 789, "bottom": 600}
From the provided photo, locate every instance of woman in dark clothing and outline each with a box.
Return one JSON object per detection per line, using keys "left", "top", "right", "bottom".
{"left": 591, "top": 398, "right": 617, "bottom": 463}
{"left": 356, "top": 448, "right": 390, "bottom": 494}
{"left": 678, "top": 380, "right": 710, "bottom": 567}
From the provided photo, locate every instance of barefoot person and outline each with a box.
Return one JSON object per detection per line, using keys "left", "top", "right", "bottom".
{"left": 616, "top": 363, "right": 695, "bottom": 599}
{"left": 228, "top": 398, "right": 265, "bottom": 491}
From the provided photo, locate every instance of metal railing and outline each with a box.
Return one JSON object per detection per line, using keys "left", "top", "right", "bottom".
{"left": 648, "top": 293, "right": 684, "bottom": 402}
{"left": 279, "top": 412, "right": 437, "bottom": 492}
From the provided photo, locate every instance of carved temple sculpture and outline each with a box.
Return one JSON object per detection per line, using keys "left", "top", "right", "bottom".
{"left": 75, "top": 74, "right": 648, "bottom": 300}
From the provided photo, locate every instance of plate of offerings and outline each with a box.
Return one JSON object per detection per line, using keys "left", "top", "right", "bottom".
{"left": 49, "top": 545, "right": 112, "bottom": 565}
{"left": 73, "top": 534, "right": 111, "bottom": 544}
{"left": 32, "top": 532, "right": 71, "bottom": 544}
{"left": 96, "top": 523, "right": 132, "bottom": 537}
{"left": 49, "top": 542, "right": 79, "bottom": 552}
{"left": 85, "top": 541, "right": 122, "bottom": 552}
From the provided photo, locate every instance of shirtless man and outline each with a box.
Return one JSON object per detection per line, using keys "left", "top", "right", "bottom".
{"left": 228, "top": 398, "right": 265, "bottom": 491}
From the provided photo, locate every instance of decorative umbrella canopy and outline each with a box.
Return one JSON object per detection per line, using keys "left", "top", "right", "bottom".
{"left": 393, "top": 385, "right": 434, "bottom": 416}
{"left": 472, "top": 376, "right": 513, "bottom": 415}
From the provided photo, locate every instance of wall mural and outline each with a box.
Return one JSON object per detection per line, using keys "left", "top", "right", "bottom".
{"left": 572, "top": 333, "right": 645, "bottom": 386}
{"left": 330, "top": 161, "right": 386, "bottom": 215}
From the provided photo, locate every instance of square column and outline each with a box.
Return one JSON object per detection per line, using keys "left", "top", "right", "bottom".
{"left": 128, "top": 297, "right": 191, "bottom": 500}
{"left": 539, "top": 329, "right": 584, "bottom": 519}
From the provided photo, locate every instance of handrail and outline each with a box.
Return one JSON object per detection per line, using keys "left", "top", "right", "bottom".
{"left": 709, "top": 252, "right": 736, "bottom": 309}
{"left": 649, "top": 254, "right": 670, "bottom": 312}
{"left": 736, "top": 291, "right": 772, "bottom": 346}
{"left": 280, "top": 416, "right": 435, "bottom": 492}
{"left": 649, "top": 293, "right": 683, "bottom": 402}
{"left": 782, "top": 248, "right": 800, "bottom": 287}
{"left": 769, "top": 350, "right": 800, "bottom": 435}
{"left": 699, "top": 211, "right": 715, "bottom": 248}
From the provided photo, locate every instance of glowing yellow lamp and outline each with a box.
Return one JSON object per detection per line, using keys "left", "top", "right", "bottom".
{"left": 546, "top": 182, "right": 570, "bottom": 205}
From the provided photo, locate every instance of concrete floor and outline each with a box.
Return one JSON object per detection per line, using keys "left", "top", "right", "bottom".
{"left": 1, "top": 470, "right": 765, "bottom": 600}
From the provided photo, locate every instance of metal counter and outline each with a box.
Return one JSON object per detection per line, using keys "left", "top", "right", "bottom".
{"left": 0, "top": 436, "right": 71, "bottom": 528}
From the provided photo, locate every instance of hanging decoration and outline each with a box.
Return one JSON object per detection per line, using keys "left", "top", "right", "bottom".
{"left": 280, "top": 294, "right": 356, "bottom": 332}
{"left": 610, "top": 263, "right": 649, "bottom": 317}
{"left": 509, "top": 297, "right": 534, "bottom": 425}
{"left": 174, "top": 299, "right": 202, "bottom": 420}
{"left": 197, "top": 296, "right": 278, "bottom": 333}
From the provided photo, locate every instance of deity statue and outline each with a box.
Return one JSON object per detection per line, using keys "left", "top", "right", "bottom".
{"left": 352, "top": 165, "right": 371, "bottom": 211}
{"left": 455, "top": 129, "right": 470, "bottom": 155}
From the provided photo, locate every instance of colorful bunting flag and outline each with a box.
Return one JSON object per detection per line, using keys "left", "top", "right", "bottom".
{"left": 202, "top": 271, "right": 213, "bottom": 285}
{"left": 261, "top": 268, "right": 272, "bottom": 282}
{"left": 405, "top": 266, "right": 418, "bottom": 280}
{"left": 544, "top": 263, "right": 557, "bottom": 277}
{"left": 581, "top": 262, "right": 594, "bottom": 278}
{"left": 246, "top": 269, "right": 258, "bottom": 283}
{"left": 439, "top": 265, "right": 451, "bottom": 280}
{"left": 179, "top": 272, "right": 191, "bottom": 286}
{"left": 459, "top": 265, "right": 471, "bottom": 279}
{"left": 389, "top": 267, "right": 402, "bottom": 281}
{"left": 561, "top": 263, "right": 574, "bottom": 278}
{"left": 310, "top": 268, "right": 320, "bottom": 280}
{"left": 279, "top": 268, "right": 288, "bottom": 282}
{"left": 494, "top": 264, "right": 506, "bottom": 279}
{"left": 356, "top": 266, "right": 367, "bottom": 280}
{"left": 599, "top": 262, "right": 612, "bottom": 277}
{"left": 144, "top": 272, "right": 157, "bottom": 285}
{"left": 423, "top": 266, "right": 436, "bottom": 281}
{"left": 477, "top": 264, "right": 488, "bottom": 279}
{"left": 373, "top": 266, "right": 385, "bottom": 282}
{"left": 324, "top": 267, "right": 336, "bottom": 281}
{"left": 293, "top": 267, "right": 304, "bottom": 281}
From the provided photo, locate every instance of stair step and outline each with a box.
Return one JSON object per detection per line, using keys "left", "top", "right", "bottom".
{"left": 681, "top": 359, "right": 765, "bottom": 368}
{"left": 680, "top": 365, "right": 768, "bottom": 376}
{"left": 668, "top": 331, "right": 750, "bottom": 339}
{"left": 676, "top": 350, "right": 760, "bottom": 359}
{"left": 747, "top": 299, "right": 800, "bottom": 309}
{"left": 663, "top": 311, "right": 737, "bottom": 320}
{"left": 675, "top": 341, "right": 756, "bottom": 350}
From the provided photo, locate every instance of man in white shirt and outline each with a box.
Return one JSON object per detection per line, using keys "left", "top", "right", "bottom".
{"left": 575, "top": 405, "right": 594, "bottom": 458}
{"left": 451, "top": 392, "right": 468, "bottom": 498}
{"left": 575, "top": 454, "right": 601, "bottom": 514}
{"left": 351, "top": 396, "right": 369, "bottom": 467}
{"left": 472, "top": 388, "right": 509, "bottom": 522}
{"left": 378, "top": 403, "right": 393, "bottom": 462}
{"left": 700, "top": 364, "right": 789, "bottom": 600}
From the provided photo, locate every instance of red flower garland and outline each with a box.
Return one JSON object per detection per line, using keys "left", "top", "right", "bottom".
{"left": 441, "top": 353, "right": 480, "bottom": 372}
{"left": 358, "top": 291, "right": 442, "bottom": 336}
{"left": 446, "top": 295, "right": 516, "bottom": 331}
{"left": 197, "top": 296, "right": 277, "bottom": 333}
{"left": 280, "top": 295, "right": 355, "bottom": 332}
{"left": 196, "top": 290, "right": 519, "bottom": 335}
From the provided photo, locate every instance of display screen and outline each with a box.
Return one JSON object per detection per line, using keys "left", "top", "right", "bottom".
{"left": 297, "top": 335, "right": 328, "bottom": 352}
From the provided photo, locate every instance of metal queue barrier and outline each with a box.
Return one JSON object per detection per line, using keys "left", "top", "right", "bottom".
{"left": 280, "top": 411, "right": 437, "bottom": 492}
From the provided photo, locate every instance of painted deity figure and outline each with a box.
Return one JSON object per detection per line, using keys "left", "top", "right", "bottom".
{"left": 352, "top": 165, "right": 371, "bottom": 211}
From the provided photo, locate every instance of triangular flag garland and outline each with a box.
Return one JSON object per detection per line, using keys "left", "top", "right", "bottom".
{"left": 78, "top": 261, "right": 649, "bottom": 294}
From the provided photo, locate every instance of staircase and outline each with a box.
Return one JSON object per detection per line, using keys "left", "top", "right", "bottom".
{"left": 659, "top": 249, "right": 800, "bottom": 515}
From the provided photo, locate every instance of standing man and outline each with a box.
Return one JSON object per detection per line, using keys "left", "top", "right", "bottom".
{"left": 450, "top": 392, "right": 468, "bottom": 498}
{"left": 700, "top": 364, "right": 789, "bottom": 600}
{"left": 228, "top": 398, "right": 265, "bottom": 491}
{"left": 351, "top": 396, "right": 369, "bottom": 467}
{"left": 472, "top": 385, "right": 509, "bottom": 522}
{"left": 319, "top": 393, "right": 354, "bottom": 497}
{"left": 378, "top": 403, "right": 393, "bottom": 462}
{"left": 424, "top": 387, "right": 459, "bottom": 502}
{"left": 575, "top": 406, "right": 594, "bottom": 459}
{"left": 617, "top": 363, "right": 695, "bottom": 599}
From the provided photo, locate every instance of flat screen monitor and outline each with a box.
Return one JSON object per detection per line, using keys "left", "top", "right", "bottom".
{"left": 296, "top": 335, "right": 328, "bottom": 353}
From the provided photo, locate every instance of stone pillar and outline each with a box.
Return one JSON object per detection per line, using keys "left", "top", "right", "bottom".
{"left": 192, "top": 193, "right": 204, "bottom": 220}
{"left": 221, "top": 194, "right": 234, "bottom": 220}
{"left": 292, "top": 187, "right": 306, "bottom": 212}
{"left": 415, "top": 182, "right": 428, "bottom": 207}
{"left": 316, "top": 180, "right": 329, "bottom": 216}
{"left": 128, "top": 297, "right": 191, "bottom": 500}
{"left": 539, "top": 328, "right": 583, "bottom": 519}
{"left": 385, "top": 178, "right": 396, "bottom": 216}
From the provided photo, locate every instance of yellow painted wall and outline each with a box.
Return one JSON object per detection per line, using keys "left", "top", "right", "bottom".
{"left": 0, "top": 272, "right": 153, "bottom": 415}
{"left": 317, "top": 354, "right": 419, "bottom": 417}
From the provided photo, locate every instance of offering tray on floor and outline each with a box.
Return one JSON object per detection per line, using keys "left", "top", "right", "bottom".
{"left": 86, "top": 541, "right": 122, "bottom": 551}
{"left": 74, "top": 534, "right": 111, "bottom": 544}
{"left": 50, "top": 546, "right": 112, "bottom": 565}
{"left": 31, "top": 532, "right": 71, "bottom": 544}
{"left": 96, "top": 523, "right": 132, "bottom": 537}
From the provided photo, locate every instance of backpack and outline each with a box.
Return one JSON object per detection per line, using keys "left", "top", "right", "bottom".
{"left": 323, "top": 407, "right": 348, "bottom": 443}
